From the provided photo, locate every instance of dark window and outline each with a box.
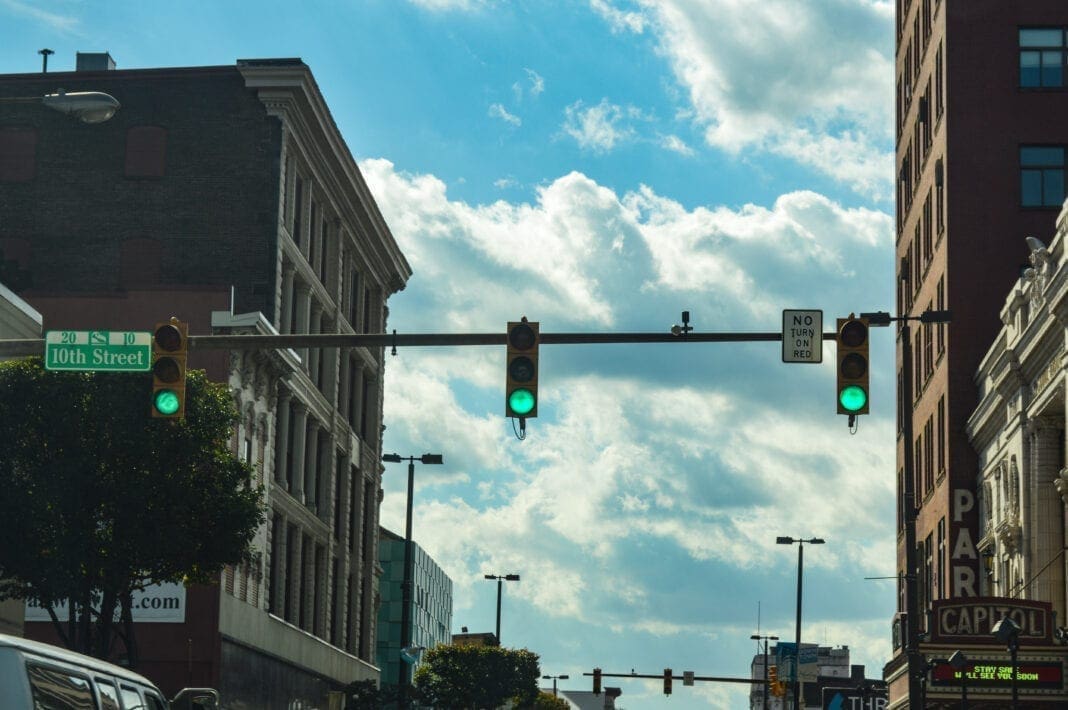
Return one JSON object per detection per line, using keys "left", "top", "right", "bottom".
{"left": 27, "top": 664, "right": 94, "bottom": 709}
{"left": 1020, "top": 28, "right": 1065, "bottom": 88}
{"left": 0, "top": 127, "right": 36, "bottom": 182}
{"left": 124, "top": 126, "right": 166, "bottom": 177}
{"left": 293, "top": 176, "right": 304, "bottom": 245}
{"left": 1021, "top": 146, "right": 1066, "bottom": 207}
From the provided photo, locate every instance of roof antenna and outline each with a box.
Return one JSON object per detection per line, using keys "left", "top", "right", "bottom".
{"left": 38, "top": 49, "right": 54, "bottom": 73}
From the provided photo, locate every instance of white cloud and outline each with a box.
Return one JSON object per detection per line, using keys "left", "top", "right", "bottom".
{"left": 658, "top": 133, "right": 694, "bottom": 156}
{"left": 406, "top": 0, "right": 490, "bottom": 11}
{"left": 525, "top": 68, "right": 545, "bottom": 96}
{"left": 589, "top": 0, "right": 895, "bottom": 197}
{"left": 0, "top": 0, "right": 80, "bottom": 34}
{"left": 589, "top": 0, "right": 647, "bottom": 34}
{"left": 562, "top": 99, "right": 638, "bottom": 153}
{"left": 488, "top": 102, "right": 521, "bottom": 127}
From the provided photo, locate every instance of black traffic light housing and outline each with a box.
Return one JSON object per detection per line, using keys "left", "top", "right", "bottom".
{"left": 836, "top": 315, "right": 870, "bottom": 415}
{"left": 152, "top": 318, "right": 188, "bottom": 419}
{"left": 663, "top": 668, "right": 672, "bottom": 695}
{"left": 592, "top": 668, "right": 601, "bottom": 695}
{"left": 506, "top": 318, "right": 539, "bottom": 419}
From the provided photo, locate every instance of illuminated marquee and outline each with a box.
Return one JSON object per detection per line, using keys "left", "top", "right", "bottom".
{"left": 930, "top": 661, "right": 1063, "bottom": 690}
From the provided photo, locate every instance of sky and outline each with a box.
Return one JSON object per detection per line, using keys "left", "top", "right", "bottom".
{"left": 0, "top": 1, "right": 898, "bottom": 707}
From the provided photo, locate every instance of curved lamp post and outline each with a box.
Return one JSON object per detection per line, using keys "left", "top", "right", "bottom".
{"left": 1, "top": 90, "right": 120, "bottom": 123}
{"left": 992, "top": 617, "right": 1021, "bottom": 709}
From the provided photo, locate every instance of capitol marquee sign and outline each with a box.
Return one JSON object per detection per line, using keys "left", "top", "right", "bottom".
{"left": 930, "top": 597, "right": 1054, "bottom": 645}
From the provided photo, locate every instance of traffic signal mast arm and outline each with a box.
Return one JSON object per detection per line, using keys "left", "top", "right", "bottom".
{"left": 1, "top": 329, "right": 842, "bottom": 356}
{"left": 582, "top": 669, "right": 765, "bottom": 685}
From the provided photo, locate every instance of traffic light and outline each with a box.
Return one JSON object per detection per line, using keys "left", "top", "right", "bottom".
{"left": 152, "top": 318, "right": 188, "bottom": 419}
{"left": 663, "top": 668, "right": 672, "bottom": 695}
{"left": 836, "top": 315, "right": 870, "bottom": 415}
{"left": 592, "top": 668, "right": 601, "bottom": 695}
{"left": 506, "top": 318, "right": 539, "bottom": 419}
{"left": 769, "top": 665, "right": 786, "bottom": 697}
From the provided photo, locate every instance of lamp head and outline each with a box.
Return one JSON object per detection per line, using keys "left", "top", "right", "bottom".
{"left": 992, "top": 617, "right": 1021, "bottom": 645}
{"left": 505, "top": 573, "right": 521, "bottom": 581}
{"left": 421, "top": 453, "right": 444, "bottom": 465}
{"left": 776, "top": 536, "right": 794, "bottom": 545}
{"left": 41, "top": 90, "right": 120, "bottom": 123}
{"left": 382, "top": 453, "right": 403, "bottom": 463}
{"left": 948, "top": 650, "right": 967, "bottom": 669}
{"left": 810, "top": 538, "right": 826, "bottom": 545}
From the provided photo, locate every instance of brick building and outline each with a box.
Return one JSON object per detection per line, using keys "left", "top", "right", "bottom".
{"left": 891, "top": 2, "right": 1068, "bottom": 706}
{"left": 0, "top": 55, "right": 411, "bottom": 707}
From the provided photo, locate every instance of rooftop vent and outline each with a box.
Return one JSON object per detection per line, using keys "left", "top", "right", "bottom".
{"left": 75, "top": 52, "right": 116, "bottom": 72}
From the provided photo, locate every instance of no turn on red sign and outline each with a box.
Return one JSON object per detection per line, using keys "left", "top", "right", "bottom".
{"left": 782, "top": 310, "right": 823, "bottom": 363}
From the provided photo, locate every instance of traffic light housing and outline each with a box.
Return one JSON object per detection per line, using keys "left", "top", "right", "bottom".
{"left": 506, "top": 319, "right": 539, "bottom": 419}
{"left": 836, "top": 316, "right": 870, "bottom": 415}
{"left": 592, "top": 668, "right": 601, "bottom": 695}
{"left": 769, "top": 665, "right": 786, "bottom": 697}
{"left": 152, "top": 318, "right": 188, "bottom": 419}
{"left": 663, "top": 668, "right": 672, "bottom": 695}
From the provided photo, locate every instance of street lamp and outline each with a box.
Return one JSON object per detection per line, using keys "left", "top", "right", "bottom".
{"left": 0, "top": 89, "right": 120, "bottom": 123}
{"left": 993, "top": 617, "right": 1021, "bottom": 709}
{"left": 777, "top": 536, "right": 825, "bottom": 710}
{"left": 382, "top": 452, "right": 444, "bottom": 708}
{"left": 484, "top": 573, "right": 520, "bottom": 645}
{"left": 751, "top": 633, "right": 780, "bottom": 709}
{"left": 542, "top": 673, "right": 569, "bottom": 698}
{"left": 948, "top": 650, "right": 968, "bottom": 709}
{"left": 863, "top": 308, "right": 952, "bottom": 709}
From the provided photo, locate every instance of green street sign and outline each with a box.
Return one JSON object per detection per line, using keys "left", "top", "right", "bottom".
{"left": 45, "top": 330, "right": 152, "bottom": 372}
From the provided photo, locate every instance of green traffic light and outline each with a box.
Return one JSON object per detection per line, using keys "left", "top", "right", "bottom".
{"left": 154, "top": 389, "right": 181, "bottom": 416}
{"left": 508, "top": 388, "right": 536, "bottom": 416}
{"left": 839, "top": 385, "right": 867, "bottom": 412}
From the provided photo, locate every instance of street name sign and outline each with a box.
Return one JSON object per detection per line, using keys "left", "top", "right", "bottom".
{"left": 44, "top": 330, "right": 152, "bottom": 372}
{"left": 782, "top": 309, "right": 823, "bottom": 363}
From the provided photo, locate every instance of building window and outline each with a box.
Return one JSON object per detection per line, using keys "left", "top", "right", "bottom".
{"left": 124, "top": 126, "right": 166, "bottom": 177}
{"left": 0, "top": 127, "right": 36, "bottom": 182}
{"left": 1021, "top": 146, "right": 1066, "bottom": 207}
{"left": 1020, "top": 28, "right": 1065, "bottom": 88}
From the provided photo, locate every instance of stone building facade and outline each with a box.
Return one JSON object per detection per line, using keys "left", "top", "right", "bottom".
{"left": 0, "top": 55, "right": 411, "bottom": 707}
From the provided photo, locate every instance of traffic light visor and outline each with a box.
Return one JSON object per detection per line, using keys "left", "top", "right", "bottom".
{"left": 508, "top": 355, "right": 535, "bottom": 383}
{"left": 839, "top": 319, "right": 868, "bottom": 347}
{"left": 508, "top": 388, "right": 536, "bottom": 416}
{"left": 508, "top": 323, "right": 536, "bottom": 350}
{"left": 839, "top": 384, "right": 868, "bottom": 412}
{"left": 154, "top": 389, "right": 181, "bottom": 416}
{"left": 154, "top": 323, "right": 184, "bottom": 351}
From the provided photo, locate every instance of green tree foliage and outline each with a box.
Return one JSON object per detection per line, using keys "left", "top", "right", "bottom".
{"left": 533, "top": 691, "right": 570, "bottom": 709}
{"left": 0, "top": 359, "right": 265, "bottom": 664}
{"left": 413, "top": 644, "right": 541, "bottom": 709}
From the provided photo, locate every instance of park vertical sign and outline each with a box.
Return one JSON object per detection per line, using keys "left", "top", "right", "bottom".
{"left": 782, "top": 310, "right": 823, "bottom": 363}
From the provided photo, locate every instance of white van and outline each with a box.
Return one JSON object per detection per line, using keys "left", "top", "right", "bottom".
{"left": 0, "top": 633, "right": 219, "bottom": 709}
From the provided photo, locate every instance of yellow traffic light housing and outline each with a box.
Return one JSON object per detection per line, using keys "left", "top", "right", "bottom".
{"left": 836, "top": 316, "right": 870, "bottom": 415}
{"left": 506, "top": 318, "right": 539, "bottom": 419}
{"left": 152, "top": 318, "right": 188, "bottom": 419}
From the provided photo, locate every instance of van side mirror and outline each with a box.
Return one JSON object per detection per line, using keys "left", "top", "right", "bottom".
{"left": 170, "top": 688, "right": 220, "bottom": 710}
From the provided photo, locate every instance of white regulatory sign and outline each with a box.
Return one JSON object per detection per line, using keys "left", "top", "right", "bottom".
{"left": 782, "top": 309, "right": 823, "bottom": 363}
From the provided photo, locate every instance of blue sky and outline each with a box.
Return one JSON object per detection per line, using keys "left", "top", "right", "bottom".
{"left": 1, "top": 1, "right": 898, "bottom": 706}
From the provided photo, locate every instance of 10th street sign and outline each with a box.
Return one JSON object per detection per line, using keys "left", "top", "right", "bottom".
{"left": 45, "top": 330, "right": 152, "bottom": 372}
{"left": 782, "top": 309, "right": 823, "bottom": 363}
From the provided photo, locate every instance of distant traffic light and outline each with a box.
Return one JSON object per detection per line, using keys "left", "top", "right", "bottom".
{"left": 152, "top": 318, "right": 188, "bottom": 419}
{"left": 592, "top": 668, "right": 601, "bottom": 695}
{"left": 663, "top": 668, "right": 672, "bottom": 695}
{"left": 505, "top": 318, "right": 539, "bottom": 419}
{"left": 836, "top": 315, "right": 870, "bottom": 415}
{"left": 769, "top": 665, "right": 786, "bottom": 697}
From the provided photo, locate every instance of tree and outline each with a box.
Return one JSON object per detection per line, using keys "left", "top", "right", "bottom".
{"left": 533, "top": 691, "right": 570, "bottom": 709}
{"left": 0, "top": 359, "right": 265, "bottom": 666}
{"left": 413, "top": 644, "right": 541, "bottom": 709}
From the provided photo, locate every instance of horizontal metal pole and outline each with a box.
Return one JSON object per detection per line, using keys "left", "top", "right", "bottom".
{"left": 583, "top": 671, "right": 763, "bottom": 685}
{"left": 0, "top": 330, "right": 839, "bottom": 357}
